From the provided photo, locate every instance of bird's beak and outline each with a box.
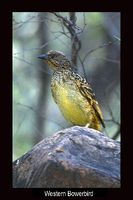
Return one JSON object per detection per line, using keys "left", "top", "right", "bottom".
{"left": 37, "top": 54, "right": 48, "bottom": 60}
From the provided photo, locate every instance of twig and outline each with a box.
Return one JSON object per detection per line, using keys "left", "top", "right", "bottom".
{"left": 51, "top": 12, "right": 82, "bottom": 70}
{"left": 13, "top": 14, "right": 36, "bottom": 30}
{"left": 112, "top": 127, "right": 120, "bottom": 140}
{"left": 82, "top": 39, "right": 119, "bottom": 63}
{"left": 15, "top": 102, "right": 63, "bottom": 128}
{"left": 77, "top": 55, "right": 87, "bottom": 79}
{"left": 13, "top": 56, "right": 34, "bottom": 65}
{"left": 51, "top": 12, "right": 81, "bottom": 47}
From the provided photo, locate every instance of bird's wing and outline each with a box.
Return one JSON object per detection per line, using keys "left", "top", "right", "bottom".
{"left": 75, "top": 75, "right": 105, "bottom": 128}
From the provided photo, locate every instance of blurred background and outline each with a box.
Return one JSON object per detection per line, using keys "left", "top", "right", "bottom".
{"left": 13, "top": 12, "right": 120, "bottom": 161}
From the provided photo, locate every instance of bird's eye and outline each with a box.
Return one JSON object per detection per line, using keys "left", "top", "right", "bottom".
{"left": 50, "top": 54, "right": 56, "bottom": 59}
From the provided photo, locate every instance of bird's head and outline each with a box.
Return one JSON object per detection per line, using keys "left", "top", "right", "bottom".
{"left": 38, "top": 50, "right": 72, "bottom": 71}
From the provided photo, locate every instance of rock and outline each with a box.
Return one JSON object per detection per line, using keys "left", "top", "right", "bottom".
{"left": 13, "top": 126, "right": 120, "bottom": 188}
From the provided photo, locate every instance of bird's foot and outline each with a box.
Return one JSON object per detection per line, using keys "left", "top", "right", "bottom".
{"left": 85, "top": 123, "right": 90, "bottom": 128}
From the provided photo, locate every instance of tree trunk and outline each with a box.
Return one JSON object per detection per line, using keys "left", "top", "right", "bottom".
{"left": 33, "top": 12, "right": 49, "bottom": 144}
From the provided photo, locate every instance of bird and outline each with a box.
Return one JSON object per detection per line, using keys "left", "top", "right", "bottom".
{"left": 38, "top": 50, "right": 105, "bottom": 131}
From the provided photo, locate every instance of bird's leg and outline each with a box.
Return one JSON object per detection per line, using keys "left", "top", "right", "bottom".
{"left": 85, "top": 123, "right": 90, "bottom": 128}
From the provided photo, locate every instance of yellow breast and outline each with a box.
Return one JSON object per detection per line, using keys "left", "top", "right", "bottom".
{"left": 51, "top": 81, "right": 91, "bottom": 125}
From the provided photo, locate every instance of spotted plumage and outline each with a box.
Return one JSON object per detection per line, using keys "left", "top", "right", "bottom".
{"left": 38, "top": 50, "right": 105, "bottom": 131}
